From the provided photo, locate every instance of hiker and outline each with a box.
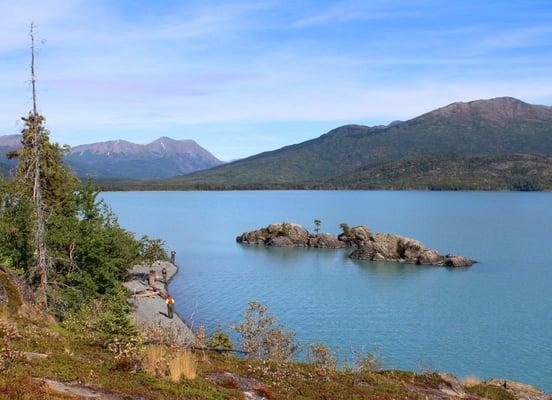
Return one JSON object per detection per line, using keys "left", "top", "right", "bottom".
{"left": 166, "top": 295, "right": 175, "bottom": 319}
{"left": 162, "top": 267, "right": 167, "bottom": 283}
{"left": 170, "top": 250, "right": 176, "bottom": 264}
{"left": 148, "top": 269, "right": 156, "bottom": 287}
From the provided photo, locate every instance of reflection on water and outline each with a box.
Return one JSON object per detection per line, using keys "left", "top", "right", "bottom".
{"left": 102, "top": 190, "right": 552, "bottom": 392}
{"left": 240, "top": 243, "right": 350, "bottom": 261}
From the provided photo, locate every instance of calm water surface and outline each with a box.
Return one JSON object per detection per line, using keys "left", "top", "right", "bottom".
{"left": 102, "top": 191, "right": 552, "bottom": 391}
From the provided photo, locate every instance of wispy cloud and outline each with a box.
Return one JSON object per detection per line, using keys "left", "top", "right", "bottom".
{"left": 1, "top": 0, "right": 552, "bottom": 160}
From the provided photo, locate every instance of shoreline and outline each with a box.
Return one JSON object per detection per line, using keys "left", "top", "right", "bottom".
{"left": 124, "top": 260, "right": 195, "bottom": 346}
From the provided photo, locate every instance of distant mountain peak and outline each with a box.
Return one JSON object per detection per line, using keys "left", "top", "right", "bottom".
{"left": 0, "top": 134, "right": 222, "bottom": 180}
{"left": 179, "top": 96, "right": 552, "bottom": 185}
{"left": 429, "top": 96, "right": 552, "bottom": 123}
{"left": 0, "top": 134, "right": 22, "bottom": 148}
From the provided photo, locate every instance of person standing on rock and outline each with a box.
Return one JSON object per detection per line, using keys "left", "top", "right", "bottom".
{"left": 166, "top": 295, "right": 175, "bottom": 319}
{"left": 170, "top": 250, "right": 176, "bottom": 264}
{"left": 162, "top": 267, "right": 167, "bottom": 283}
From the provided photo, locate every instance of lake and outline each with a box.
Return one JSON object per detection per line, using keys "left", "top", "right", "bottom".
{"left": 102, "top": 191, "right": 552, "bottom": 391}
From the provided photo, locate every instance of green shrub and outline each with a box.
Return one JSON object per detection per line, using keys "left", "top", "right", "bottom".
{"left": 232, "top": 301, "right": 300, "bottom": 361}
{"left": 306, "top": 342, "right": 336, "bottom": 370}
{"left": 205, "top": 326, "right": 233, "bottom": 350}
{"left": 466, "top": 384, "right": 515, "bottom": 400}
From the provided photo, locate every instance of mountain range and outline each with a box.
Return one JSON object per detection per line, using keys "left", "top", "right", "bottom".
{"left": 171, "top": 97, "right": 552, "bottom": 190}
{"left": 0, "top": 136, "right": 222, "bottom": 180}
{"left": 3, "top": 96, "right": 552, "bottom": 190}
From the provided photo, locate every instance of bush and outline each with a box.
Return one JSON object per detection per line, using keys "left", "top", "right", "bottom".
{"left": 139, "top": 321, "right": 194, "bottom": 348}
{"left": 139, "top": 236, "right": 168, "bottom": 265}
{"left": 353, "top": 351, "right": 384, "bottom": 372}
{"left": 63, "top": 290, "right": 138, "bottom": 347}
{"left": 232, "top": 301, "right": 300, "bottom": 361}
{"left": 306, "top": 342, "right": 337, "bottom": 370}
{"left": 0, "top": 338, "right": 21, "bottom": 372}
{"left": 466, "top": 384, "right": 515, "bottom": 400}
{"left": 141, "top": 345, "right": 197, "bottom": 381}
{"left": 205, "top": 326, "right": 233, "bottom": 350}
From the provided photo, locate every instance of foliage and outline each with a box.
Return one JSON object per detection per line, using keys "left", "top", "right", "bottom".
{"left": 313, "top": 219, "right": 321, "bottom": 235}
{"left": 139, "top": 236, "right": 168, "bottom": 265}
{"left": 231, "top": 301, "right": 301, "bottom": 361}
{"left": 327, "top": 154, "right": 552, "bottom": 191}
{"left": 339, "top": 223, "right": 351, "bottom": 236}
{"left": 139, "top": 321, "right": 195, "bottom": 348}
{"left": 0, "top": 181, "right": 34, "bottom": 274}
{"left": 1, "top": 173, "right": 164, "bottom": 319}
{"left": 0, "top": 337, "right": 21, "bottom": 372}
{"left": 63, "top": 290, "right": 138, "bottom": 347}
{"left": 353, "top": 350, "right": 384, "bottom": 372}
{"left": 466, "top": 384, "right": 516, "bottom": 400}
{"left": 205, "top": 325, "right": 233, "bottom": 350}
{"left": 141, "top": 345, "right": 197, "bottom": 382}
{"left": 306, "top": 342, "right": 337, "bottom": 370}
{"left": 96, "top": 153, "right": 552, "bottom": 192}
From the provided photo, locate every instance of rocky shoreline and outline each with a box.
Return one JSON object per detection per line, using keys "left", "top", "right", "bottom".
{"left": 237, "top": 222, "right": 476, "bottom": 267}
{"left": 123, "top": 260, "right": 195, "bottom": 346}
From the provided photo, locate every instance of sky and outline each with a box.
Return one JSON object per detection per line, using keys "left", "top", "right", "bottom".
{"left": 2, "top": 0, "right": 552, "bottom": 160}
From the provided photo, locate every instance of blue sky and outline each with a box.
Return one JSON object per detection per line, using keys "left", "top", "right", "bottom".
{"left": 2, "top": 0, "right": 552, "bottom": 160}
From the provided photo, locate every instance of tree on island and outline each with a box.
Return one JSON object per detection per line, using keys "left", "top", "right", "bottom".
{"left": 314, "top": 219, "right": 321, "bottom": 235}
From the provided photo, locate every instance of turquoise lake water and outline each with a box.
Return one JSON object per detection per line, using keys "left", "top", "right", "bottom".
{"left": 102, "top": 191, "right": 552, "bottom": 391}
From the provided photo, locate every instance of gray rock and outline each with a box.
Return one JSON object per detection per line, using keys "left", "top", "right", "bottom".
{"left": 238, "top": 222, "right": 312, "bottom": 247}
{"left": 237, "top": 222, "right": 476, "bottom": 267}
{"left": 442, "top": 255, "right": 475, "bottom": 267}
{"left": 349, "top": 233, "right": 475, "bottom": 267}
{"left": 309, "top": 233, "right": 347, "bottom": 249}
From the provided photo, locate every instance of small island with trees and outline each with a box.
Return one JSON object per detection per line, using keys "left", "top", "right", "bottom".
{"left": 237, "top": 221, "right": 476, "bottom": 267}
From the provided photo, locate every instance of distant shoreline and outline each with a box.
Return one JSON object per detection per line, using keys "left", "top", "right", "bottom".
{"left": 95, "top": 181, "right": 551, "bottom": 193}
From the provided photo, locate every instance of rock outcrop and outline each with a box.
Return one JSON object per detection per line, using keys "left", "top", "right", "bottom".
{"left": 236, "top": 222, "right": 346, "bottom": 249}
{"left": 348, "top": 232, "right": 475, "bottom": 266}
{"left": 237, "top": 222, "right": 476, "bottom": 267}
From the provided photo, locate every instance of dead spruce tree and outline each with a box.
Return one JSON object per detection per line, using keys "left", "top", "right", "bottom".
{"left": 26, "top": 23, "right": 49, "bottom": 307}
{"left": 9, "top": 23, "right": 77, "bottom": 307}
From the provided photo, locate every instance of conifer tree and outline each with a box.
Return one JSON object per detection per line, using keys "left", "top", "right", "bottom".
{"left": 8, "top": 23, "right": 77, "bottom": 307}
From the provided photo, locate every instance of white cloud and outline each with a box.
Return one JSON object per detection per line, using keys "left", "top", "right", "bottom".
{"left": 2, "top": 0, "right": 552, "bottom": 159}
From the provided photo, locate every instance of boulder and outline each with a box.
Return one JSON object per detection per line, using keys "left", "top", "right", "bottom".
{"left": 349, "top": 233, "right": 476, "bottom": 267}
{"left": 442, "top": 255, "right": 475, "bottom": 267}
{"left": 309, "top": 233, "right": 347, "bottom": 249}
{"left": 338, "top": 225, "right": 372, "bottom": 245}
{"left": 417, "top": 249, "right": 444, "bottom": 265}
{"left": 237, "top": 222, "right": 310, "bottom": 247}
{"left": 237, "top": 222, "right": 476, "bottom": 267}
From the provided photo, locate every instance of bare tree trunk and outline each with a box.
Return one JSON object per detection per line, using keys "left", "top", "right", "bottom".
{"left": 29, "top": 22, "right": 49, "bottom": 308}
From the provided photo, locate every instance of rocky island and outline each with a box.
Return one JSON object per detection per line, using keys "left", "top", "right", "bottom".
{"left": 237, "top": 222, "right": 476, "bottom": 267}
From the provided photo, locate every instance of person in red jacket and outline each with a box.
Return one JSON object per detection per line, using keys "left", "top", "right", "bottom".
{"left": 166, "top": 295, "right": 175, "bottom": 319}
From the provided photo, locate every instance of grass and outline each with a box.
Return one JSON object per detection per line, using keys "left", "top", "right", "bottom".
{"left": 462, "top": 374, "right": 482, "bottom": 387}
{"left": 0, "top": 305, "right": 8, "bottom": 321}
{"left": 0, "top": 285, "right": 545, "bottom": 400}
{"left": 0, "top": 315, "right": 543, "bottom": 400}
{"left": 0, "top": 269, "right": 22, "bottom": 316}
{"left": 466, "top": 384, "right": 517, "bottom": 400}
{"left": 168, "top": 349, "right": 197, "bottom": 381}
{"left": 142, "top": 345, "right": 198, "bottom": 382}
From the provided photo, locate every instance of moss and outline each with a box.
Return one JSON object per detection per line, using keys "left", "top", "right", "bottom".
{"left": 0, "top": 311, "right": 540, "bottom": 400}
{"left": 0, "top": 269, "right": 22, "bottom": 315}
{"left": 466, "top": 384, "right": 516, "bottom": 400}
